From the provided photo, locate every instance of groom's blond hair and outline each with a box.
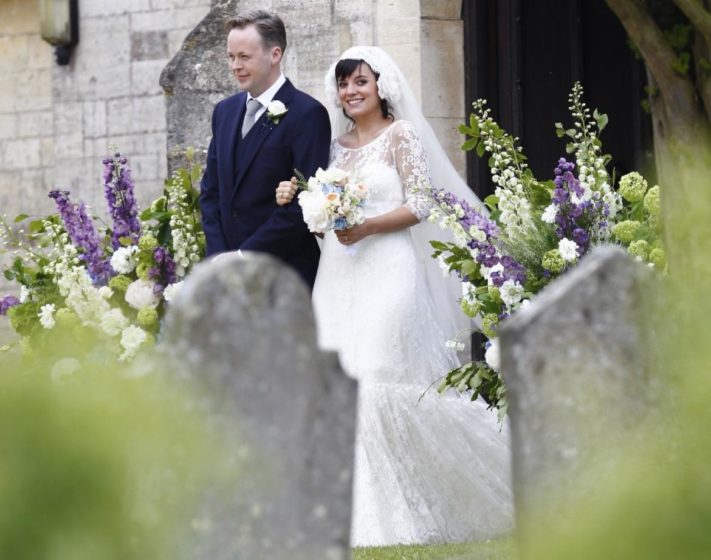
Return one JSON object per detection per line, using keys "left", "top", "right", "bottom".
{"left": 226, "top": 10, "right": 287, "bottom": 53}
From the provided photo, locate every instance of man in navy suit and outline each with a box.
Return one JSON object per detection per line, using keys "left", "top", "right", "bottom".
{"left": 199, "top": 10, "right": 330, "bottom": 289}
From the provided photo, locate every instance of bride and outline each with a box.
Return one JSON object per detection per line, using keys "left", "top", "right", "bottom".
{"left": 276, "top": 46, "right": 513, "bottom": 547}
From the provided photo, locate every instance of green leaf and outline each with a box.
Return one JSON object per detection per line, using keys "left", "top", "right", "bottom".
{"left": 461, "top": 259, "right": 477, "bottom": 278}
{"left": 13, "top": 214, "right": 29, "bottom": 223}
{"left": 461, "top": 138, "right": 478, "bottom": 152}
{"left": 476, "top": 142, "right": 486, "bottom": 157}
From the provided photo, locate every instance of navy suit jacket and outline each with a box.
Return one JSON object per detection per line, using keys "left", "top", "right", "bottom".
{"left": 199, "top": 79, "right": 331, "bottom": 288}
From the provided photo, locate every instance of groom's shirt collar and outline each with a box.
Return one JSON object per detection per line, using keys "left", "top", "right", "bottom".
{"left": 246, "top": 72, "right": 286, "bottom": 122}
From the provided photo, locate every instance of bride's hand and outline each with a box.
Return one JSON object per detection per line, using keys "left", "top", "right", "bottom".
{"left": 335, "top": 221, "right": 373, "bottom": 245}
{"left": 275, "top": 177, "right": 298, "bottom": 206}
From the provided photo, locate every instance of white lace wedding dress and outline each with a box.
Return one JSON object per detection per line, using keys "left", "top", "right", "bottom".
{"left": 312, "top": 120, "right": 514, "bottom": 547}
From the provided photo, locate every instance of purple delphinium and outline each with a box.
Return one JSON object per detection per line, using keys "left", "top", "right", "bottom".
{"left": 430, "top": 188, "right": 526, "bottom": 286}
{"left": 103, "top": 153, "right": 141, "bottom": 250}
{"left": 0, "top": 295, "right": 20, "bottom": 316}
{"left": 49, "top": 189, "right": 113, "bottom": 285}
{"left": 148, "top": 247, "right": 178, "bottom": 295}
{"left": 550, "top": 158, "right": 606, "bottom": 256}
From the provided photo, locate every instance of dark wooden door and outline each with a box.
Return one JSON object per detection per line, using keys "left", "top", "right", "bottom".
{"left": 462, "top": 0, "right": 654, "bottom": 200}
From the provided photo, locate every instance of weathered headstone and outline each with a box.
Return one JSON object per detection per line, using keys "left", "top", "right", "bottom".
{"left": 500, "top": 245, "right": 659, "bottom": 534}
{"left": 161, "top": 252, "right": 357, "bottom": 560}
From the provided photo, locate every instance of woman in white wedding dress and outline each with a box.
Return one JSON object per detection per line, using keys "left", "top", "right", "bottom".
{"left": 276, "top": 46, "right": 513, "bottom": 547}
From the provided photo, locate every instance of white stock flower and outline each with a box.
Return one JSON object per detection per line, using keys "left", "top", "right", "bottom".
{"left": 119, "top": 325, "right": 148, "bottom": 361}
{"left": 483, "top": 263, "right": 504, "bottom": 286}
{"left": 110, "top": 245, "right": 139, "bottom": 274}
{"left": 19, "top": 285, "right": 30, "bottom": 303}
{"left": 162, "top": 281, "right": 184, "bottom": 303}
{"left": 125, "top": 279, "right": 160, "bottom": 310}
{"left": 445, "top": 339, "right": 466, "bottom": 352}
{"left": 485, "top": 338, "right": 501, "bottom": 371}
{"left": 541, "top": 204, "right": 557, "bottom": 224}
{"left": 500, "top": 279, "right": 524, "bottom": 308}
{"left": 100, "top": 308, "right": 129, "bottom": 337}
{"left": 558, "top": 238, "right": 579, "bottom": 262}
{"left": 39, "top": 303, "right": 56, "bottom": 329}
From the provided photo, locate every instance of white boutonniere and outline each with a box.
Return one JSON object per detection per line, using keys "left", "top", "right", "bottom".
{"left": 266, "top": 100, "right": 288, "bottom": 124}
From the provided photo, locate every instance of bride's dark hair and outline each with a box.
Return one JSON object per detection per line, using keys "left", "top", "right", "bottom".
{"left": 335, "top": 59, "right": 394, "bottom": 122}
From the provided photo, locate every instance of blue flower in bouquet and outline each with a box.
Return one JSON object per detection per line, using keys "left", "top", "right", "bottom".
{"left": 0, "top": 295, "right": 20, "bottom": 316}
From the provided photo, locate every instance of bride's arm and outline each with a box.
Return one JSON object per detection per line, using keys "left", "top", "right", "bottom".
{"left": 336, "top": 207, "right": 418, "bottom": 245}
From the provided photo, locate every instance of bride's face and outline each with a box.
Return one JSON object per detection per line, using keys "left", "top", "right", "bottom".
{"left": 337, "top": 63, "right": 381, "bottom": 120}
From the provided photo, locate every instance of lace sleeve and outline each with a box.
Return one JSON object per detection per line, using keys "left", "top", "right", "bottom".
{"left": 391, "top": 120, "right": 433, "bottom": 221}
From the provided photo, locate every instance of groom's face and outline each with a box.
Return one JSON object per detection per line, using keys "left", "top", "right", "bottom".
{"left": 227, "top": 25, "right": 281, "bottom": 97}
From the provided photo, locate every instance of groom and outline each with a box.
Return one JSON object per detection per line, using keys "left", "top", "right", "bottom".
{"left": 199, "top": 10, "right": 331, "bottom": 289}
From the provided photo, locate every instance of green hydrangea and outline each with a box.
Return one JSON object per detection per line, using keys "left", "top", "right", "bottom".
{"left": 619, "top": 171, "right": 648, "bottom": 202}
{"left": 649, "top": 247, "right": 667, "bottom": 269}
{"left": 136, "top": 306, "right": 158, "bottom": 328}
{"left": 108, "top": 275, "right": 132, "bottom": 293}
{"left": 488, "top": 285, "right": 502, "bottom": 303}
{"left": 542, "top": 249, "right": 565, "bottom": 273}
{"left": 628, "top": 239, "right": 649, "bottom": 260}
{"left": 135, "top": 263, "right": 150, "bottom": 280}
{"left": 460, "top": 298, "right": 481, "bottom": 318}
{"left": 643, "top": 185, "right": 661, "bottom": 216}
{"left": 481, "top": 313, "right": 499, "bottom": 339}
{"left": 138, "top": 235, "right": 158, "bottom": 251}
{"left": 612, "top": 220, "right": 641, "bottom": 243}
{"left": 55, "top": 308, "right": 80, "bottom": 328}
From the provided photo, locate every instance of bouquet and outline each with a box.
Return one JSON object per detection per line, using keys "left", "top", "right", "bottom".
{"left": 429, "top": 82, "right": 664, "bottom": 418}
{"left": 0, "top": 148, "right": 205, "bottom": 362}
{"left": 296, "top": 167, "right": 368, "bottom": 234}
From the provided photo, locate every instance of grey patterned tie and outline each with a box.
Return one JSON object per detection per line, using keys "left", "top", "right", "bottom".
{"left": 241, "top": 98, "right": 262, "bottom": 138}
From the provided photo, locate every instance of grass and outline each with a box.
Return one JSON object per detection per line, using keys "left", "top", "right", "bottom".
{"left": 353, "top": 538, "right": 517, "bottom": 560}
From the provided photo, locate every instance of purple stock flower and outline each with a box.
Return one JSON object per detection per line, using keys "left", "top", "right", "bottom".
{"left": 103, "top": 153, "right": 141, "bottom": 250}
{"left": 0, "top": 295, "right": 20, "bottom": 315}
{"left": 49, "top": 189, "right": 113, "bottom": 285}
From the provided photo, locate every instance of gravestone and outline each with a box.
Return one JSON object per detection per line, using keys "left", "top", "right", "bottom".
{"left": 500, "top": 245, "right": 659, "bottom": 535}
{"left": 160, "top": 252, "right": 357, "bottom": 560}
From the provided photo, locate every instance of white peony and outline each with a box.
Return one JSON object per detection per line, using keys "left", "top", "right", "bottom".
{"left": 558, "top": 238, "right": 579, "bottom": 262}
{"left": 163, "top": 281, "right": 184, "bottom": 303}
{"left": 100, "top": 308, "right": 129, "bottom": 337}
{"left": 125, "top": 279, "right": 160, "bottom": 310}
{"left": 39, "top": 303, "right": 56, "bottom": 329}
{"left": 316, "top": 167, "right": 349, "bottom": 186}
{"left": 110, "top": 245, "right": 139, "bottom": 274}
{"left": 485, "top": 338, "right": 501, "bottom": 371}
{"left": 298, "top": 190, "right": 331, "bottom": 233}
{"left": 119, "top": 325, "right": 148, "bottom": 361}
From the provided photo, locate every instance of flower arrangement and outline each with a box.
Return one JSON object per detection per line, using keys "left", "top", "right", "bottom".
{"left": 429, "top": 82, "right": 664, "bottom": 417}
{"left": 296, "top": 167, "right": 368, "bottom": 234}
{"left": 0, "top": 148, "right": 205, "bottom": 361}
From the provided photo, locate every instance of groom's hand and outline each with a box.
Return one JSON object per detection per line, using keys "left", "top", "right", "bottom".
{"left": 275, "top": 177, "right": 298, "bottom": 206}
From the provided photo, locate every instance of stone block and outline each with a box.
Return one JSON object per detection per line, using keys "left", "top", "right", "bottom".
{"left": 428, "top": 117, "right": 467, "bottom": 181}
{"left": 17, "top": 111, "right": 53, "bottom": 138}
{"left": 0, "top": 115, "right": 16, "bottom": 139}
{"left": 132, "top": 95, "right": 166, "bottom": 133}
{"left": 40, "top": 137, "right": 55, "bottom": 167}
{"left": 53, "top": 102, "right": 83, "bottom": 136}
{"left": 0, "top": 35, "right": 28, "bottom": 69}
{"left": 421, "top": 0, "right": 462, "bottom": 20}
{"left": 14, "top": 69, "right": 52, "bottom": 112}
{"left": 149, "top": 0, "right": 210, "bottom": 9}
{"left": 82, "top": 0, "right": 152, "bottom": 18}
{"left": 73, "top": 63, "right": 132, "bottom": 101}
{"left": 0, "top": 79, "right": 12, "bottom": 113}
{"left": 2, "top": 138, "right": 41, "bottom": 169}
{"left": 130, "top": 7, "right": 210, "bottom": 33}
{"left": 161, "top": 252, "right": 357, "bottom": 560}
{"left": 420, "top": 19, "right": 464, "bottom": 118}
{"left": 78, "top": 15, "right": 131, "bottom": 66}
{"left": 500, "top": 245, "right": 657, "bottom": 535}
{"left": 53, "top": 132, "right": 84, "bottom": 161}
{"left": 131, "top": 30, "right": 170, "bottom": 61}
{"left": 131, "top": 60, "right": 168, "bottom": 96}
{"left": 0, "top": 0, "right": 37, "bottom": 35}
{"left": 107, "top": 97, "right": 134, "bottom": 136}
{"left": 82, "top": 101, "right": 107, "bottom": 139}
{"left": 27, "top": 35, "right": 52, "bottom": 70}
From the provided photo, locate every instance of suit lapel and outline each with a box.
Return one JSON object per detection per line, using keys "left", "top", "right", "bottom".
{"left": 232, "top": 80, "right": 297, "bottom": 193}
{"left": 228, "top": 93, "right": 247, "bottom": 179}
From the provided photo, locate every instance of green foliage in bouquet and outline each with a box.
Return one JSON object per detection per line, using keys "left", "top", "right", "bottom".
{"left": 428, "top": 82, "right": 665, "bottom": 417}
{"left": 0, "top": 148, "right": 205, "bottom": 362}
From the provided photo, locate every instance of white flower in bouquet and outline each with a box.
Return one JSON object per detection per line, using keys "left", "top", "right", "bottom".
{"left": 163, "top": 281, "right": 184, "bottom": 303}
{"left": 541, "top": 204, "right": 557, "bottom": 224}
{"left": 39, "top": 303, "right": 56, "bottom": 329}
{"left": 484, "top": 338, "right": 500, "bottom": 371}
{"left": 19, "top": 285, "right": 30, "bottom": 303}
{"left": 316, "top": 167, "right": 349, "bottom": 186}
{"left": 100, "top": 308, "right": 129, "bottom": 337}
{"left": 125, "top": 278, "right": 160, "bottom": 310}
{"left": 298, "top": 189, "right": 331, "bottom": 233}
{"left": 119, "top": 325, "right": 148, "bottom": 361}
{"left": 558, "top": 238, "right": 579, "bottom": 262}
{"left": 110, "top": 245, "right": 139, "bottom": 274}
{"left": 500, "top": 279, "right": 524, "bottom": 308}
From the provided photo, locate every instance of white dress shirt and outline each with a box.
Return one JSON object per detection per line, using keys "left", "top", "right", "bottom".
{"left": 246, "top": 72, "right": 287, "bottom": 121}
